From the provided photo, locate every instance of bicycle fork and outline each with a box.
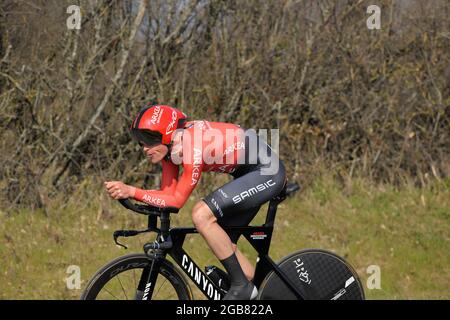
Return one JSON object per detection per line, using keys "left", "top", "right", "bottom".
{"left": 134, "top": 258, "right": 158, "bottom": 300}
{"left": 135, "top": 236, "right": 173, "bottom": 300}
{"left": 135, "top": 212, "right": 173, "bottom": 300}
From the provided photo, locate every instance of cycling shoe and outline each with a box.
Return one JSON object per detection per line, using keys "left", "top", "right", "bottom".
{"left": 222, "top": 282, "right": 258, "bottom": 300}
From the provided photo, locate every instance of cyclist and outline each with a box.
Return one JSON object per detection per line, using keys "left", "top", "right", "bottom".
{"left": 105, "top": 105, "right": 286, "bottom": 300}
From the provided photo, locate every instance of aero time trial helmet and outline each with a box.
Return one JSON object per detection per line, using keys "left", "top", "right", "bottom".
{"left": 130, "top": 105, "right": 187, "bottom": 146}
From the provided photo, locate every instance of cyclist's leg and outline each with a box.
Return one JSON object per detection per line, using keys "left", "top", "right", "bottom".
{"left": 191, "top": 201, "right": 257, "bottom": 300}
{"left": 200, "top": 162, "right": 286, "bottom": 299}
{"left": 191, "top": 202, "right": 255, "bottom": 281}
{"left": 203, "top": 162, "right": 286, "bottom": 234}
{"left": 191, "top": 201, "right": 234, "bottom": 260}
{"left": 225, "top": 205, "right": 260, "bottom": 281}
{"left": 232, "top": 243, "right": 255, "bottom": 281}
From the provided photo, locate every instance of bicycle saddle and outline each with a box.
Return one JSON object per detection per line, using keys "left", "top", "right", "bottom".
{"left": 273, "top": 181, "right": 301, "bottom": 201}
{"left": 285, "top": 182, "right": 301, "bottom": 197}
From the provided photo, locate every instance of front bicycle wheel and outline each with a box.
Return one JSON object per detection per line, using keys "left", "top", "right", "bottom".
{"left": 258, "top": 249, "right": 365, "bottom": 300}
{"left": 81, "top": 253, "right": 192, "bottom": 300}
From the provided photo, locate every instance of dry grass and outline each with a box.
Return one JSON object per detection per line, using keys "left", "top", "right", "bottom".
{"left": 1, "top": 175, "right": 448, "bottom": 299}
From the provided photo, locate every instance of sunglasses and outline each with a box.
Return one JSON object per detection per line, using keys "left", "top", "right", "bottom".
{"left": 131, "top": 129, "right": 163, "bottom": 147}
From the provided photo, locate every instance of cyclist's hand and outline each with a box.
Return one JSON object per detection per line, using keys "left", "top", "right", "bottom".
{"left": 104, "top": 181, "right": 136, "bottom": 200}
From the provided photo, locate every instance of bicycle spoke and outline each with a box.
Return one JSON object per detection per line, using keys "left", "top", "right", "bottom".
{"left": 116, "top": 274, "right": 129, "bottom": 300}
{"left": 153, "top": 277, "right": 169, "bottom": 299}
{"left": 102, "top": 285, "right": 121, "bottom": 300}
{"left": 133, "top": 269, "right": 137, "bottom": 291}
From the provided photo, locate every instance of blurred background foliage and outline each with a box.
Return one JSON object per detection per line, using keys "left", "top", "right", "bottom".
{"left": 0, "top": 0, "right": 449, "bottom": 300}
{"left": 0, "top": 0, "right": 448, "bottom": 210}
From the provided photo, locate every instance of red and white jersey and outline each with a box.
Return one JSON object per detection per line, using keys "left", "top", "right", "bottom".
{"left": 134, "top": 120, "right": 246, "bottom": 208}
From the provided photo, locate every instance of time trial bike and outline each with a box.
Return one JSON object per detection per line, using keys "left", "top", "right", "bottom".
{"left": 81, "top": 181, "right": 365, "bottom": 300}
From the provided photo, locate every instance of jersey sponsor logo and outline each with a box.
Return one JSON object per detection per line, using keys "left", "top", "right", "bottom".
{"left": 218, "top": 188, "right": 228, "bottom": 198}
{"left": 223, "top": 141, "right": 245, "bottom": 156}
{"left": 142, "top": 194, "right": 166, "bottom": 207}
{"left": 165, "top": 110, "right": 178, "bottom": 135}
{"left": 191, "top": 148, "right": 202, "bottom": 185}
{"left": 150, "top": 105, "right": 162, "bottom": 125}
{"left": 232, "top": 179, "right": 276, "bottom": 204}
{"left": 217, "top": 164, "right": 232, "bottom": 173}
{"left": 210, "top": 198, "right": 223, "bottom": 217}
{"left": 181, "top": 254, "right": 222, "bottom": 300}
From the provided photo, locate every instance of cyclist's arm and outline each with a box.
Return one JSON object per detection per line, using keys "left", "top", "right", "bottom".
{"left": 160, "top": 159, "right": 179, "bottom": 193}
{"left": 133, "top": 163, "right": 202, "bottom": 208}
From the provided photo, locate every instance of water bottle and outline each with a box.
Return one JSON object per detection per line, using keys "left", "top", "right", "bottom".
{"left": 205, "top": 265, "right": 230, "bottom": 293}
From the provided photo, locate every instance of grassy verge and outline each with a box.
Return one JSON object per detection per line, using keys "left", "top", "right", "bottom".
{"left": 1, "top": 177, "right": 449, "bottom": 299}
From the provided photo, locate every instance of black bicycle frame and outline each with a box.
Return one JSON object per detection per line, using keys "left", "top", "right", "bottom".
{"left": 139, "top": 196, "right": 306, "bottom": 300}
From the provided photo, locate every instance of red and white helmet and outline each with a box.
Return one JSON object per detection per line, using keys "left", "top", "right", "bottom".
{"left": 130, "top": 105, "right": 187, "bottom": 146}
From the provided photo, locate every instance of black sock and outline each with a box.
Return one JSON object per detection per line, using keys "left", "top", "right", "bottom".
{"left": 220, "top": 253, "right": 249, "bottom": 287}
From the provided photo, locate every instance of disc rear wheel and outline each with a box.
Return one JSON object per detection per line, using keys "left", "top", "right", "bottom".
{"left": 258, "top": 249, "right": 365, "bottom": 300}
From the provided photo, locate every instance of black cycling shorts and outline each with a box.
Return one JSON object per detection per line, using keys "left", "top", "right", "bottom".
{"left": 202, "top": 140, "right": 286, "bottom": 243}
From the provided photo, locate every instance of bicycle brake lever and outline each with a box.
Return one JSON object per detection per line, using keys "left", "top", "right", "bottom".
{"left": 113, "top": 231, "right": 128, "bottom": 249}
{"left": 113, "top": 230, "right": 148, "bottom": 249}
